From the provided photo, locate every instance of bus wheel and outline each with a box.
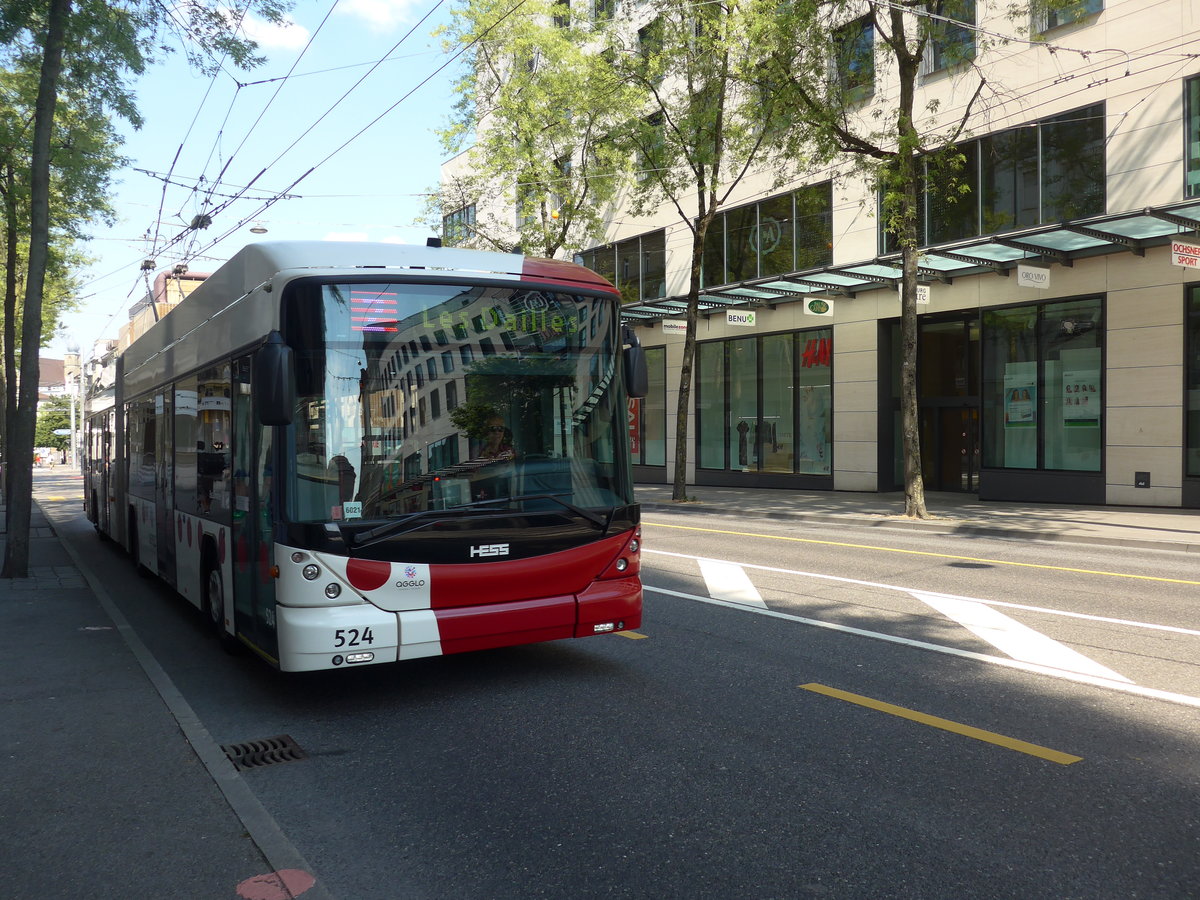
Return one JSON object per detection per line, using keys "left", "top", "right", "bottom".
{"left": 203, "top": 558, "right": 239, "bottom": 655}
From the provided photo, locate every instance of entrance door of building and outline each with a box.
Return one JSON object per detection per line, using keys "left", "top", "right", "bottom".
{"left": 918, "top": 317, "right": 980, "bottom": 492}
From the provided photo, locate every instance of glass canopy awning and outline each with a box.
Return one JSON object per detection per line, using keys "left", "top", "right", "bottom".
{"left": 619, "top": 199, "right": 1200, "bottom": 323}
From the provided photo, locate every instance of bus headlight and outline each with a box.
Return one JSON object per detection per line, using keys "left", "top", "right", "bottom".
{"left": 302, "top": 564, "right": 321, "bottom": 580}
{"left": 615, "top": 557, "right": 628, "bottom": 572}
{"left": 324, "top": 583, "right": 342, "bottom": 599}
{"left": 291, "top": 551, "right": 309, "bottom": 563}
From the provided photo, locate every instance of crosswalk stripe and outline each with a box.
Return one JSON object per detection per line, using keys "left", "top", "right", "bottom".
{"left": 698, "top": 559, "right": 767, "bottom": 608}
{"left": 912, "top": 591, "right": 1133, "bottom": 683}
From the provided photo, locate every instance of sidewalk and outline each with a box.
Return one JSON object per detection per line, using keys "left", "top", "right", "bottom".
{"left": 0, "top": 488, "right": 324, "bottom": 900}
{"left": 635, "top": 483, "right": 1200, "bottom": 553}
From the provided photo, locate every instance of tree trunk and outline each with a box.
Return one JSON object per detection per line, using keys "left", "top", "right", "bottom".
{"left": 3, "top": 0, "right": 70, "bottom": 578}
{"left": 894, "top": 46, "right": 929, "bottom": 520}
{"left": 3, "top": 161, "right": 19, "bottom": 502}
{"left": 671, "top": 227, "right": 706, "bottom": 501}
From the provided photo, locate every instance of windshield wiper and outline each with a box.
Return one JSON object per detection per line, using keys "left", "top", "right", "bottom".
{"left": 347, "top": 493, "right": 613, "bottom": 549}
{"left": 471, "top": 492, "right": 613, "bottom": 531}
{"left": 348, "top": 505, "right": 486, "bottom": 549}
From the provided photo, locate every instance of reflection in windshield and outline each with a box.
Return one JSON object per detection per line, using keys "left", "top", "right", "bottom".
{"left": 284, "top": 280, "right": 631, "bottom": 524}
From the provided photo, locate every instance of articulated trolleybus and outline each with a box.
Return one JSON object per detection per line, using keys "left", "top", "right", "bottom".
{"left": 84, "top": 241, "right": 646, "bottom": 671}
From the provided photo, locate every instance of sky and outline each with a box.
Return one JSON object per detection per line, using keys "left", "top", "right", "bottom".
{"left": 49, "top": 0, "right": 463, "bottom": 362}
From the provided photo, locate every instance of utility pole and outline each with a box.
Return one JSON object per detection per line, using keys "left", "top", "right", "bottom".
{"left": 64, "top": 346, "right": 80, "bottom": 469}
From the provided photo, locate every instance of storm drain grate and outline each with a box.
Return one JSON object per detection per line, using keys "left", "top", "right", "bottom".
{"left": 221, "top": 735, "right": 307, "bottom": 771}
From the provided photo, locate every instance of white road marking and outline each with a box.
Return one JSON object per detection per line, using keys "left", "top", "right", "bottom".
{"left": 646, "top": 549, "right": 1200, "bottom": 637}
{"left": 645, "top": 585, "right": 1200, "bottom": 710}
{"left": 698, "top": 559, "right": 767, "bottom": 607}
{"left": 912, "top": 591, "right": 1133, "bottom": 683}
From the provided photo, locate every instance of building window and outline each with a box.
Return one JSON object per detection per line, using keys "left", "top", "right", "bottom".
{"left": 442, "top": 204, "right": 476, "bottom": 247}
{"left": 581, "top": 230, "right": 667, "bottom": 303}
{"left": 1035, "top": 0, "right": 1102, "bottom": 31}
{"left": 552, "top": 0, "right": 569, "bottom": 28}
{"left": 833, "top": 15, "right": 875, "bottom": 101}
{"left": 593, "top": 0, "right": 613, "bottom": 22}
{"left": 982, "top": 298, "right": 1102, "bottom": 473}
{"left": 884, "top": 103, "right": 1105, "bottom": 251}
{"left": 636, "top": 112, "right": 665, "bottom": 184}
{"left": 1187, "top": 77, "right": 1200, "bottom": 199}
{"left": 701, "top": 183, "right": 833, "bottom": 289}
{"left": 696, "top": 329, "right": 832, "bottom": 475}
{"left": 923, "top": 0, "right": 975, "bottom": 75}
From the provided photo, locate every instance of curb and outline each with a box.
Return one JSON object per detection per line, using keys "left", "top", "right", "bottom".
{"left": 637, "top": 501, "right": 1200, "bottom": 554}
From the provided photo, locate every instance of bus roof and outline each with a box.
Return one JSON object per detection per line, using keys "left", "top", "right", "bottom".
{"left": 208, "top": 241, "right": 619, "bottom": 298}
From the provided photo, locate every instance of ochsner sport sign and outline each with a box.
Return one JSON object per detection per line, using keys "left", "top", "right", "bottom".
{"left": 1171, "top": 240, "right": 1200, "bottom": 269}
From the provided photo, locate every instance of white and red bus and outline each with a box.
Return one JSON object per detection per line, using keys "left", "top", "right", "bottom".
{"left": 84, "top": 241, "right": 646, "bottom": 671}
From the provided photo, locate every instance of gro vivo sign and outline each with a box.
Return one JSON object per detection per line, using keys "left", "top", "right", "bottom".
{"left": 1172, "top": 241, "right": 1200, "bottom": 269}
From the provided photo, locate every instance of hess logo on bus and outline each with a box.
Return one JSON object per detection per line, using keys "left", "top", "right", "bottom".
{"left": 470, "top": 543, "right": 510, "bottom": 558}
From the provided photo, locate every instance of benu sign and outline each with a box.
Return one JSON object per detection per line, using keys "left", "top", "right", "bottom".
{"left": 727, "top": 310, "right": 756, "bottom": 327}
{"left": 1172, "top": 241, "right": 1200, "bottom": 268}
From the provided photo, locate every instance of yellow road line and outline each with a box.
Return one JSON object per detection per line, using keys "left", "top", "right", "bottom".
{"left": 800, "top": 683, "right": 1082, "bottom": 765}
{"left": 644, "top": 520, "right": 1200, "bottom": 585}
{"left": 616, "top": 631, "right": 649, "bottom": 640}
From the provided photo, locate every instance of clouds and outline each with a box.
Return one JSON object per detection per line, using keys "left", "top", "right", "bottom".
{"left": 241, "top": 14, "right": 311, "bottom": 50}
{"left": 335, "top": 0, "right": 424, "bottom": 29}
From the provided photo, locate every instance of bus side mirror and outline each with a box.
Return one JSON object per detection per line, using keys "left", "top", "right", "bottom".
{"left": 623, "top": 325, "right": 648, "bottom": 399}
{"left": 254, "top": 332, "right": 295, "bottom": 426}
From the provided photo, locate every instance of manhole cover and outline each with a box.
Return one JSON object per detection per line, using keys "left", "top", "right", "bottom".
{"left": 221, "top": 735, "right": 306, "bottom": 771}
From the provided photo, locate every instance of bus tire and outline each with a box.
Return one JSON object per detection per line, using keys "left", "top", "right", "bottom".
{"left": 203, "top": 553, "right": 239, "bottom": 655}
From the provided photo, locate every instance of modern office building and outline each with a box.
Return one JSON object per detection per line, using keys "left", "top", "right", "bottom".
{"left": 444, "top": 0, "right": 1200, "bottom": 508}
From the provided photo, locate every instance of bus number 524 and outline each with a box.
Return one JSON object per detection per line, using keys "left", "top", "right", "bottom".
{"left": 334, "top": 628, "right": 375, "bottom": 648}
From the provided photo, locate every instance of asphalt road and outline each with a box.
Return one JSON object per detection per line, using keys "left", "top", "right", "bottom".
{"left": 41, "top": 486, "right": 1200, "bottom": 899}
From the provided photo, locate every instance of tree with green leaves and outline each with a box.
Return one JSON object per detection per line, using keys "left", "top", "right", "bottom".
{"left": 0, "top": 0, "right": 289, "bottom": 577}
{"left": 749, "top": 0, "right": 1084, "bottom": 518}
{"left": 0, "top": 60, "right": 113, "bottom": 481}
{"left": 34, "top": 394, "right": 70, "bottom": 450}
{"left": 432, "top": 0, "right": 637, "bottom": 257}
{"left": 607, "top": 0, "right": 805, "bottom": 502}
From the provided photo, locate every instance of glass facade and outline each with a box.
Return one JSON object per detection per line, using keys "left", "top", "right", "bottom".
{"left": 982, "top": 298, "right": 1102, "bottom": 473}
{"left": 631, "top": 346, "right": 667, "bottom": 467}
{"left": 696, "top": 329, "right": 832, "bottom": 476}
{"left": 884, "top": 103, "right": 1106, "bottom": 250}
{"left": 1187, "top": 287, "right": 1200, "bottom": 477}
{"left": 581, "top": 230, "right": 666, "bottom": 304}
{"left": 1188, "top": 77, "right": 1200, "bottom": 199}
{"left": 701, "top": 183, "right": 833, "bottom": 289}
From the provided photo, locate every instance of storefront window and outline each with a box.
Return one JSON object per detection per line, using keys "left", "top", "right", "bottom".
{"left": 729, "top": 337, "right": 758, "bottom": 469}
{"left": 761, "top": 334, "right": 795, "bottom": 473}
{"left": 697, "top": 341, "right": 725, "bottom": 468}
{"left": 697, "top": 329, "right": 832, "bottom": 475}
{"left": 797, "top": 332, "right": 833, "bottom": 474}
{"left": 982, "top": 298, "right": 1101, "bottom": 472}
{"left": 632, "top": 347, "right": 667, "bottom": 466}
{"left": 1186, "top": 288, "right": 1200, "bottom": 475}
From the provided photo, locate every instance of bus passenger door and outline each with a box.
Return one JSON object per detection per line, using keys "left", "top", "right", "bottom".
{"left": 232, "top": 358, "right": 279, "bottom": 661}
{"left": 156, "top": 388, "right": 176, "bottom": 582}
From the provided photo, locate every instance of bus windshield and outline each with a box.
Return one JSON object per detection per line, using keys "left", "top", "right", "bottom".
{"left": 283, "top": 279, "right": 633, "bottom": 525}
